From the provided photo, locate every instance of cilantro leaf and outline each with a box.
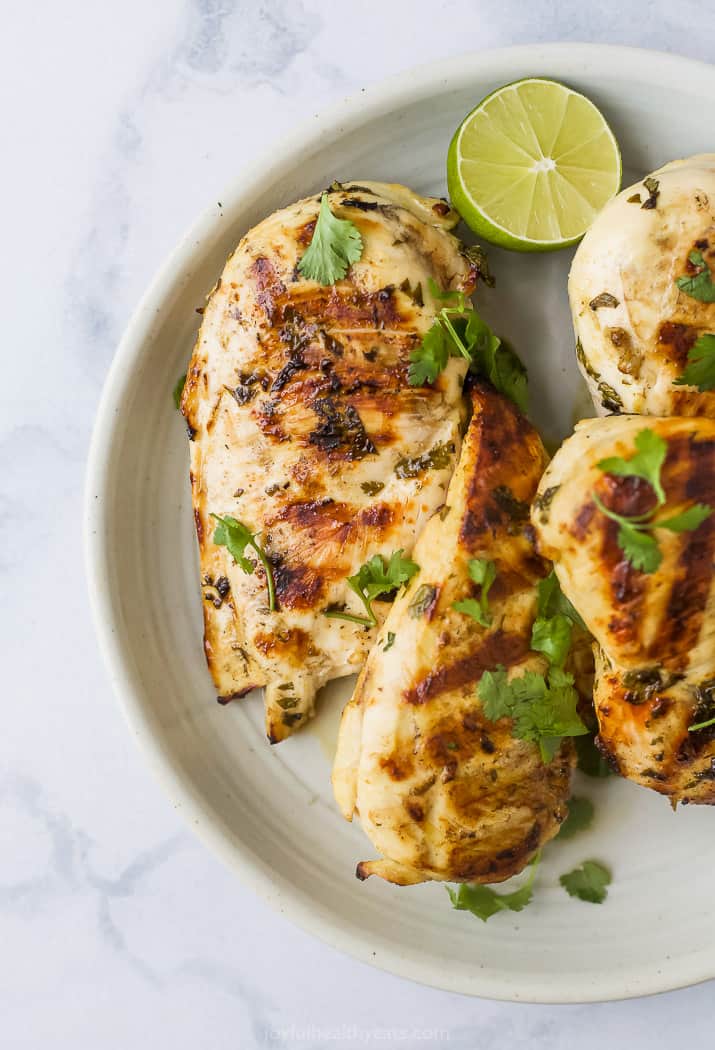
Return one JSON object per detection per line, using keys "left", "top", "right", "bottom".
{"left": 560, "top": 860, "right": 611, "bottom": 903}
{"left": 326, "top": 549, "right": 419, "bottom": 626}
{"left": 446, "top": 854, "right": 539, "bottom": 922}
{"left": 427, "top": 277, "right": 465, "bottom": 307}
{"left": 466, "top": 312, "right": 528, "bottom": 413}
{"left": 676, "top": 250, "right": 715, "bottom": 303}
{"left": 489, "top": 344, "right": 529, "bottom": 414}
{"left": 478, "top": 665, "right": 588, "bottom": 762}
{"left": 574, "top": 734, "right": 612, "bottom": 778}
{"left": 536, "top": 570, "right": 585, "bottom": 629}
{"left": 359, "top": 549, "right": 419, "bottom": 600}
{"left": 211, "top": 513, "right": 276, "bottom": 611}
{"left": 452, "top": 598, "right": 487, "bottom": 624}
{"left": 464, "top": 309, "right": 501, "bottom": 360}
{"left": 173, "top": 373, "right": 186, "bottom": 409}
{"left": 408, "top": 283, "right": 528, "bottom": 411}
{"left": 298, "top": 193, "right": 363, "bottom": 285}
{"left": 673, "top": 333, "right": 715, "bottom": 391}
{"left": 531, "top": 613, "right": 572, "bottom": 667}
{"left": 657, "top": 503, "right": 712, "bottom": 532}
{"left": 616, "top": 520, "right": 662, "bottom": 573}
{"left": 534, "top": 665, "right": 590, "bottom": 741}
{"left": 453, "top": 558, "right": 496, "bottom": 627}
{"left": 558, "top": 796, "right": 595, "bottom": 839}
{"left": 596, "top": 427, "right": 666, "bottom": 506}
{"left": 212, "top": 515, "right": 257, "bottom": 574}
{"left": 531, "top": 571, "right": 583, "bottom": 677}
{"left": 383, "top": 631, "right": 396, "bottom": 652}
{"left": 592, "top": 430, "right": 711, "bottom": 574}
{"left": 408, "top": 322, "right": 450, "bottom": 386}
{"left": 479, "top": 667, "right": 521, "bottom": 722}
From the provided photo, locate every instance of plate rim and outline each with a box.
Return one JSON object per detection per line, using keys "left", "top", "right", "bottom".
{"left": 84, "top": 42, "right": 715, "bottom": 1004}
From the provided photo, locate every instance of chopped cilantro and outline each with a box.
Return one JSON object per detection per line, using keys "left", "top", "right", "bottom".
{"left": 530, "top": 570, "right": 584, "bottom": 668}
{"left": 574, "top": 734, "right": 612, "bottom": 778}
{"left": 558, "top": 797, "right": 595, "bottom": 839}
{"left": 298, "top": 193, "right": 363, "bottom": 285}
{"left": 408, "top": 280, "right": 527, "bottom": 410}
{"left": 594, "top": 428, "right": 712, "bottom": 573}
{"left": 676, "top": 249, "right": 715, "bottom": 303}
{"left": 479, "top": 665, "right": 588, "bottom": 763}
{"left": 596, "top": 428, "right": 667, "bottom": 505}
{"left": 536, "top": 570, "right": 585, "bottom": 629}
{"left": 446, "top": 853, "right": 540, "bottom": 922}
{"left": 589, "top": 292, "right": 619, "bottom": 310}
{"left": 560, "top": 860, "right": 611, "bottom": 903}
{"left": 641, "top": 176, "right": 659, "bottom": 210}
{"left": 531, "top": 613, "right": 572, "bottom": 667}
{"left": 325, "top": 550, "right": 418, "bottom": 627}
{"left": 408, "top": 583, "right": 438, "bottom": 619}
{"left": 453, "top": 558, "right": 497, "bottom": 627}
{"left": 211, "top": 513, "right": 276, "bottom": 612}
{"left": 673, "top": 333, "right": 715, "bottom": 392}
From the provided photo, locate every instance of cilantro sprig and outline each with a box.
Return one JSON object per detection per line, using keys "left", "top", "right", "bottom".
{"left": 446, "top": 853, "right": 540, "bottom": 923}
{"left": 453, "top": 558, "right": 497, "bottom": 627}
{"left": 673, "top": 333, "right": 715, "bottom": 392}
{"left": 325, "top": 549, "right": 419, "bottom": 627}
{"left": 298, "top": 193, "right": 363, "bottom": 285}
{"left": 676, "top": 249, "right": 715, "bottom": 303}
{"left": 530, "top": 571, "right": 583, "bottom": 668}
{"left": 574, "top": 734, "right": 612, "bottom": 778}
{"left": 479, "top": 665, "right": 588, "bottom": 763}
{"left": 211, "top": 513, "right": 276, "bottom": 612}
{"left": 408, "top": 281, "right": 527, "bottom": 411}
{"left": 689, "top": 714, "right": 715, "bottom": 732}
{"left": 593, "top": 428, "right": 712, "bottom": 573}
{"left": 560, "top": 860, "right": 611, "bottom": 904}
{"left": 596, "top": 428, "right": 666, "bottom": 504}
{"left": 558, "top": 797, "right": 595, "bottom": 840}
{"left": 474, "top": 568, "right": 589, "bottom": 763}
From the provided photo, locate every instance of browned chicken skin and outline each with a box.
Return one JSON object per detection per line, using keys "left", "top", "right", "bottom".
{"left": 533, "top": 415, "right": 715, "bottom": 804}
{"left": 332, "top": 383, "right": 574, "bottom": 885}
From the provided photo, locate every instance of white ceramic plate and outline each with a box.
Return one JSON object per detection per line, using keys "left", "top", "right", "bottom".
{"left": 85, "top": 44, "right": 715, "bottom": 1003}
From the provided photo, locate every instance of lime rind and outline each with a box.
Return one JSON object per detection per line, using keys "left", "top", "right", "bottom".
{"left": 447, "top": 77, "right": 621, "bottom": 252}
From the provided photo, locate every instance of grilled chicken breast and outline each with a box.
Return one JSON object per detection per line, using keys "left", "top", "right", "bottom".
{"left": 569, "top": 154, "right": 715, "bottom": 417}
{"left": 182, "top": 181, "right": 480, "bottom": 741}
{"left": 332, "top": 383, "right": 574, "bottom": 885}
{"left": 533, "top": 414, "right": 715, "bottom": 803}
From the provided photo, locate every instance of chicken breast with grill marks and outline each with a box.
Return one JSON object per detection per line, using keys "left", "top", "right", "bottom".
{"left": 533, "top": 414, "right": 715, "bottom": 804}
{"left": 332, "top": 383, "right": 574, "bottom": 886}
{"left": 569, "top": 154, "right": 715, "bottom": 417}
{"left": 181, "top": 181, "right": 480, "bottom": 742}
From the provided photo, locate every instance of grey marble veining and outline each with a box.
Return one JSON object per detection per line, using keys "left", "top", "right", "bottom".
{"left": 3, "top": 1, "right": 715, "bottom": 1046}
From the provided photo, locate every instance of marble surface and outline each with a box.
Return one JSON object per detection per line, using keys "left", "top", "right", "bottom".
{"left": 4, "top": 2, "right": 715, "bottom": 1046}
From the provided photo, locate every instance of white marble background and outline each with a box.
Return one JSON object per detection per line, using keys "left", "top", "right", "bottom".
{"left": 3, "top": 2, "right": 715, "bottom": 1046}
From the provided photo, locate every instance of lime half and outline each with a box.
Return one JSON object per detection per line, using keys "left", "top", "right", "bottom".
{"left": 447, "top": 78, "right": 621, "bottom": 252}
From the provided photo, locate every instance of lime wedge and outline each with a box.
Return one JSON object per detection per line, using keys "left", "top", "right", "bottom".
{"left": 447, "top": 78, "right": 621, "bottom": 252}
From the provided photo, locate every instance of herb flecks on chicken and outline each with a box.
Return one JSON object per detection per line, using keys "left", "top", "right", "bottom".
{"left": 569, "top": 155, "right": 715, "bottom": 417}
{"left": 181, "top": 181, "right": 481, "bottom": 741}
{"left": 332, "top": 384, "right": 573, "bottom": 886}
{"left": 533, "top": 414, "right": 715, "bottom": 805}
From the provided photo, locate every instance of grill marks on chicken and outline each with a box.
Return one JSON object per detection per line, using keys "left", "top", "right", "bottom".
{"left": 182, "top": 181, "right": 479, "bottom": 741}
{"left": 569, "top": 155, "right": 715, "bottom": 418}
{"left": 533, "top": 415, "right": 715, "bottom": 803}
{"left": 332, "top": 384, "right": 574, "bottom": 886}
